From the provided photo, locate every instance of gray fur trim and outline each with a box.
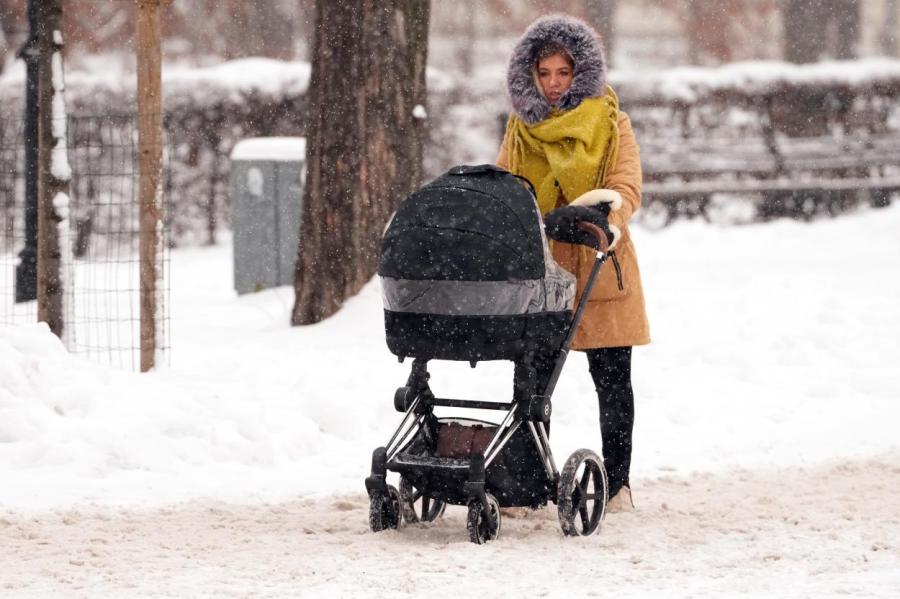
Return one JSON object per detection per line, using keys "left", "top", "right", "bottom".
{"left": 507, "top": 14, "right": 607, "bottom": 125}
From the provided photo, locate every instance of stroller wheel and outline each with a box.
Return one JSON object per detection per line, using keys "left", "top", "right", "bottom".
{"left": 466, "top": 493, "right": 501, "bottom": 544}
{"left": 399, "top": 477, "right": 446, "bottom": 524}
{"left": 557, "top": 449, "right": 608, "bottom": 537}
{"left": 368, "top": 484, "right": 402, "bottom": 532}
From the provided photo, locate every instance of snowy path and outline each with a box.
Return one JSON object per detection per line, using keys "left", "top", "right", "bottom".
{"left": 4, "top": 455, "right": 899, "bottom": 598}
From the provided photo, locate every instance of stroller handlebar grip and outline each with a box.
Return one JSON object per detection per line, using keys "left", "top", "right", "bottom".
{"left": 576, "top": 221, "right": 610, "bottom": 254}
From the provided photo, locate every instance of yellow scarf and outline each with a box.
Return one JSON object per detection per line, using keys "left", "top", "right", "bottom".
{"left": 506, "top": 87, "right": 620, "bottom": 215}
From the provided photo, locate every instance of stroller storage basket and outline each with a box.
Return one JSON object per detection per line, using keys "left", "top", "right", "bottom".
{"left": 390, "top": 417, "right": 553, "bottom": 507}
{"left": 379, "top": 164, "right": 575, "bottom": 362}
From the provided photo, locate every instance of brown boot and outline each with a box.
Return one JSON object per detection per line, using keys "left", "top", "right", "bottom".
{"left": 606, "top": 486, "right": 634, "bottom": 513}
{"left": 499, "top": 506, "right": 531, "bottom": 518}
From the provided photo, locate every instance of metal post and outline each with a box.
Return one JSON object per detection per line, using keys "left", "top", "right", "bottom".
{"left": 14, "top": 0, "right": 39, "bottom": 303}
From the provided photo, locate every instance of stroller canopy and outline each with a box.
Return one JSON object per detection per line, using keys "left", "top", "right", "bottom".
{"left": 379, "top": 165, "right": 575, "bottom": 362}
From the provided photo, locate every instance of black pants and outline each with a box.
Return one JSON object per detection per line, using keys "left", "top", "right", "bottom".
{"left": 585, "top": 347, "right": 634, "bottom": 498}
{"left": 526, "top": 347, "right": 634, "bottom": 498}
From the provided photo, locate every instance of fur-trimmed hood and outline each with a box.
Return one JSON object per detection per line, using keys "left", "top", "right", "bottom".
{"left": 507, "top": 14, "right": 607, "bottom": 125}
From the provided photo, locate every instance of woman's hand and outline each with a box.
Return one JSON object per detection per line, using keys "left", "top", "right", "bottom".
{"left": 544, "top": 204, "right": 620, "bottom": 251}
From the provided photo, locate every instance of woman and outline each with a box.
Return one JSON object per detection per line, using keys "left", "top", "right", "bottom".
{"left": 496, "top": 14, "right": 650, "bottom": 512}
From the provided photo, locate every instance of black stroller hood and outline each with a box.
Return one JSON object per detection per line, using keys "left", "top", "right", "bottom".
{"left": 380, "top": 164, "right": 546, "bottom": 282}
{"left": 379, "top": 165, "right": 575, "bottom": 362}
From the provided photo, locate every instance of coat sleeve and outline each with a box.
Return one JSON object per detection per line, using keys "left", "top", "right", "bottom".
{"left": 605, "top": 111, "right": 642, "bottom": 229}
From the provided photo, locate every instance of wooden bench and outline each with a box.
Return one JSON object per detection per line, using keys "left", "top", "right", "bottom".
{"left": 615, "top": 61, "right": 900, "bottom": 226}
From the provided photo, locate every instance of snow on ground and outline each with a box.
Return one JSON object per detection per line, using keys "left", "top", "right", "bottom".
{"left": 3, "top": 457, "right": 898, "bottom": 598}
{"left": 2, "top": 204, "right": 900, "bottom": 597}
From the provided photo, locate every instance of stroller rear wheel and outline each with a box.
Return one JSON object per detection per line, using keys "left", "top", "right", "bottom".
{"left": 369, "top": 484, "right": 402, "bottom": 532}
{"left": 399, "top": 477, "right": 447, "bottom": 524}
{"left": 466, "top": 493, "right": 501, "bottom": 544}
{"left": 557, "top": 449, "right": 608, "bottom": 537}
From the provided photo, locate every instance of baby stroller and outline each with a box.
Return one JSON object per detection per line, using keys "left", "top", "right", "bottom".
{"left": 366, "top": 164, "right": 615, "bottom": 543}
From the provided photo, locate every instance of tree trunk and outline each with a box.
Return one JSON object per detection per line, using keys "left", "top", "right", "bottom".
{"left": 36, "top": 0, "right": 72, "bottom": 342}
{"left": 784, "top": 0, "right": 860, "bottom": 63}
{"left": 203, "top": 121, "right": 222, "bottom": 246}
{"left": 884, "top": 0, "right": 899, "bottom": 56}
{"left": 784, "top": 0, "right": 826, "bottom": 63}
{"left": 832, "top": 0, "right": 860, "bottom": 59}
{"left": 255, "top": 0, "right": 294, "bottom": 60}
{"left": 223, "top": 0, "right": 294, "bottom": 60}
{"left": 584, "top": 0, "right": 617, "bottom": 65}
{"left": 685, "top": 1, "right": 706, "bottom": 64}
{"left": 0, "top": 0, "right": 13, "bottom": 74}
{"left": 292, "top": 0, "right": 430, "bottom": 325}
{"left": 0, "top": 26, "right": 6, "bottom": 75}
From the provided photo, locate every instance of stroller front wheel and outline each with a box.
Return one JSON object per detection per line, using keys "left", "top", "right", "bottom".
{"left": 557, "top": 449, "right": 608, "bottom": 537}
{"left": 466, "top": 493, "right": 501, "bottom": 544}
{"left": 369, "top": 484, "right": 402, "bottom": 532}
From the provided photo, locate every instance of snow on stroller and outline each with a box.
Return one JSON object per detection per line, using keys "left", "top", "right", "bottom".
{"left": 366, "top": 164, "right": 615, "bottom": 543}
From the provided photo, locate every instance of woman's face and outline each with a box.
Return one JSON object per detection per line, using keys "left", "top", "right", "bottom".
{"left": 537, "top": 53, "right": 574, "bottom": 106}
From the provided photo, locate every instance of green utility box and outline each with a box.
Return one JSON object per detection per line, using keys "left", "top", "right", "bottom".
{"left": 230, "top": 137, "right": 306, "bottom": 294}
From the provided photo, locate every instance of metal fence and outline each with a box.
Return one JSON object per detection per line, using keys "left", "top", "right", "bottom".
{"left": 0, "top": 112, "right": 35, "bottom": 326}
{"left": 0, "top": 110, "right": 170, "bottom": 370}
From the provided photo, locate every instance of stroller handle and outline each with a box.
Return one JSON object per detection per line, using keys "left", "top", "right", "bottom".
{"left": 576, "top": 221, "right": 610, "bottom": 254}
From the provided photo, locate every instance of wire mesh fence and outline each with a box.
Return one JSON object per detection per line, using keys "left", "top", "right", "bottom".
{"left": 0, "top": 109, "right": 170, "bottom": 370}
{"left": 0, "top": 110, "right": 35, "bottom": 327}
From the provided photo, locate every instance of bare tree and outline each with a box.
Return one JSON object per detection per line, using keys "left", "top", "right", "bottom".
{"left": 64, "top": 0, "right": 134, "bottom": 55}
{"left": 884, "top": 0, "right": 899, "bottom": 56}
{"left": 584, "top": 0, "right": 617, "bottom": 64}
{"left": 291, "top": 0, "right": 430, "bottom": 325}
{"left": 221, "top": 0, "right": 295, "bottom": 60}
{"left": 0, "top": 21, "right": 6, "bottom": 74}
{"left": 0, "top": 0, "right": 19, "bottom": 73}
{"left": 651, "top": 0, "right": 779, "bottom": 64}
{"left": 36, "top": 0, "right": 72, "bottom": 340}
{"left": 254, "top": 0, "right": 295, "bottom": 60}
{"left": 785, "top": 0, "right": 860, "bottom": 63}
{"left": 832, "top": 0, "right": 860, "bottom": 60}
{"left": 784, "top": 0, "right": 823, "bottom": 62}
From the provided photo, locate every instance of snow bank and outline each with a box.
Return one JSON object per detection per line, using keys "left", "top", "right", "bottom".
{"left": 0, "top": 318, "right": 329, "bottom": 508}
{"left": 0, "top": 57, "right": 457, "bottom": 107}
{"left": 165, "top": 58, "right": 311, "bottom": 102}
{"left": 611, "top": 58, "right": 900, "bottom": 103}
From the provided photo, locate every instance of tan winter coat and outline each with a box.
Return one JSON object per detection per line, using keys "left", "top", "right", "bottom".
{"left": 497, "top": 111, "right": 650, "bottom": 349}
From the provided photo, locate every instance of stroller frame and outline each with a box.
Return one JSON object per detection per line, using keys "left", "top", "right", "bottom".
{"left": 367, "top": 223, "right": 612, "bottom": 541}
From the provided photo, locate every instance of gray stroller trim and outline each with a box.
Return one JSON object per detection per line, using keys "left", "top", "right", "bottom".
{"left": 381, "top": 213, "right": 575, "bottom": 317}
{"left": 381, "top": 271, "right": 574, "bottom": 316}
